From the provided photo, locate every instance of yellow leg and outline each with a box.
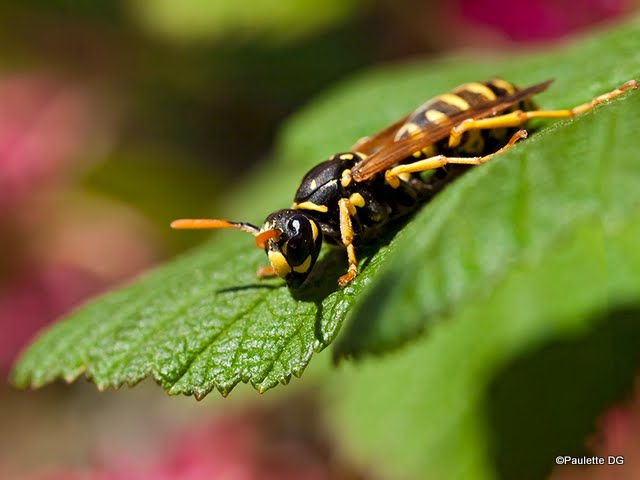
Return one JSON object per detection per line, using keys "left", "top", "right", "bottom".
{"left": 385, "top": 130, "right": 528, "bottom": 188}
{"left": 448, "top": 79, "right": 638, "bottom": 148}
{"left": 337, "top": 198, "right": 358, "bottom": 286}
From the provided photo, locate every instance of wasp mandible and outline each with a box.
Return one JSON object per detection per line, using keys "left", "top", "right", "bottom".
{"left": 172, "top": 78, "right": 638, "bottom": 287}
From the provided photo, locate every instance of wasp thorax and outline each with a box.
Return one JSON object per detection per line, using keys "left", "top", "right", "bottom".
{"left": 262, "top": 209, "right": 323, "bottom": 287}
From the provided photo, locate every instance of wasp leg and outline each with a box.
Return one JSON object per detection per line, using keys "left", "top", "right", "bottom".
{"left": 338, "top": 198, "right": 358, "bottom": 286}
{"left": 385, "top": 130, "right": 527, "bottom": 188}
{"left": 256, "top": 265, "right": 277, "bottom": 278}
{"left": 448, "top": 80, "right": 638, "bottom": 148}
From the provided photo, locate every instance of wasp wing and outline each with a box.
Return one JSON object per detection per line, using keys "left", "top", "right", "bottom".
{"left": 351, "top": 79, "right": 553, "bottom": 182}
{"left": 350, "top": 113, "right": 412, "bottom": 155}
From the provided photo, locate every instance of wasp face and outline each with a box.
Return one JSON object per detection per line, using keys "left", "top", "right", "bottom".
{"left": 261, "top": 209, "right": 323, "bottom": 287}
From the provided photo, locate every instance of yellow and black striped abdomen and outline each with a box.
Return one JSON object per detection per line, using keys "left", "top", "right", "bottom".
{"left": 395, "top": 79, "right": 537, "bottom": 159}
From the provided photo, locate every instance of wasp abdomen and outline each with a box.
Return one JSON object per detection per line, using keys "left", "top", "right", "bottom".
{"left": 395, "top": 79, "right": 535, "bottom": 159}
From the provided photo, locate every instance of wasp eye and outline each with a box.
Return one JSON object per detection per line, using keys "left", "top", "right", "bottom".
{"left": 284, "top": 215, "right": 314, "bottom": 265}
{"left": 287, "top": 215, "right": 308, "bottom": 237}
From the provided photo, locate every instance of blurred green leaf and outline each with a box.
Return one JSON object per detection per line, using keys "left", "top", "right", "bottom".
{"left": 329, "top": 215, "right": 640, "bottom": 479}
{"left": 12, "top": 17, "right": 640, "bottom": 401}
{"left": 128, "top": 0, "right": 364, "bottom": 45}
{"left": 322, "top": 18, "right": 640, "bottom": 480}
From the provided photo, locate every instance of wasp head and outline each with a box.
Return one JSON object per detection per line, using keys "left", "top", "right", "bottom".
{"left": 171, "top": 209, "right": 323, "bottom": 288}
{"left": 259, "top": 209, "right": 323, "bottom": 287}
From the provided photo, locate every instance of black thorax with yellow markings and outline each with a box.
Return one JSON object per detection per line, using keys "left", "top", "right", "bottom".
{"left": 292, "top": 153, "right": 429, "bottom": 246}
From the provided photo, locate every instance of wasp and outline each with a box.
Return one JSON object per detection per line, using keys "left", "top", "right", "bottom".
{"left": 172, "top": 78, "right": 637, "bottom": 287}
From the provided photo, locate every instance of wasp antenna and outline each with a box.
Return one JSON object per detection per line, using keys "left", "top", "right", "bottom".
{"left": 255, "top": 229, "right": 281, "bottom": 249}
{"left": 170, "top": 219, "right": 260, "bottom": 235}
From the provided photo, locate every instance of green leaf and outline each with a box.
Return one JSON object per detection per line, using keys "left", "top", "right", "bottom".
{"left": 330, "top": 216, "right": 640, "bottom": 479}
{"left": 13, "top": 16, "right": 640, "bottom": 400}
{"left": 323, "top": 18, "right": 640, "bottom": 480}
{"left": 12, "top": 236, "right": 359, "bottom": 397}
